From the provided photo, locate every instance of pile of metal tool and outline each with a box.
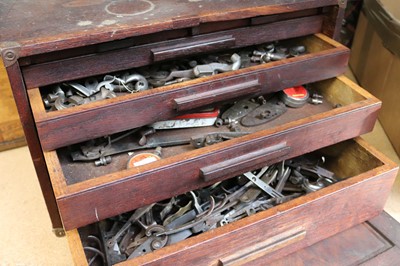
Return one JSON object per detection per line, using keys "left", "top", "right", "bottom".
{"left": 69, "top": 85, "right": 323, "bottom": 167}
{"left": 42, "top": 42, "right": 307, "bottom": 111}
{"left": 82, "top": 155, "right": 337, "bottom": 265}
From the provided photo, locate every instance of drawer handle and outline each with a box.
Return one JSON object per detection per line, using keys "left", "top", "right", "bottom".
{"left": 174, "top": 79, "right": 261, "bottom": 112}
{"left": 151, "top": 35, "right": 236, "bottom": 62}
{"left": 218, "top": 228, "right": 306, "bottom": 266}
{"left": 200, "top": 142, "right": 290, "bottom": 182}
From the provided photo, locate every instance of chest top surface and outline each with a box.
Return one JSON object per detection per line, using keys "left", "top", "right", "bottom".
{"left": 0, "top": 0, "right": 338, "bottom": 57}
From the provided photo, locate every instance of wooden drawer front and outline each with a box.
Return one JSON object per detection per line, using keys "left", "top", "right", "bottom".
{"left": 29, "top": 34, "right": 349, "bottom": 151}
{"left": 22, "top": 15, "right": 324, "bottom": 89}
{"left": 67, "top": 138, "right": 399, "bottom": 265}
{"left": 45, "top": 76, "right": 380, "bottom": 230}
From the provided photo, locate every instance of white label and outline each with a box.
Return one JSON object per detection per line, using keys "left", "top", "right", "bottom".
{"left": 133, "top": 156, "right": 158, "bottom": 167}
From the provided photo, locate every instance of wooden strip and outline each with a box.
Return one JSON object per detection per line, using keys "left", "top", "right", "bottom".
{"left": 354, "top": 137, "right": 400, "bottom": 172}
{"left": 314, "top": 32, "right": 347, "bottom": 48}
{"left": 151, "top": 35, "right": 236, "bottom": 62}
{"left": 251, "top": 8, "right": 319, "bottom": 25}
{"left": 0, "top": 136, "right": 26, "bottom": 152}
{"left": 174, "top": 79, "right": 260, "bottom": 111}
{"left": 201, "top": 142, "right": 289, "bottom": 181}
{"left": 5, "top": 62, "right": 63, "bottom": 229}
{"left": 219, "top": 229, "right": 306, "bottom": 266}
{"left": 337, "top": 75, "right": 381, "bottom": 100}
{"left": 66, "top": 230, "right": 88, "bottom": 266}
{"left": 269, "top": 218, "right": 394, "bottom": 265}
{"left": 368, "top": 212, "right": 400, "bottom": 247}
{"left": 361, "top": 246, "right": 400, "bottom": 266}
{"left": 27, "top": 88, "right": 46, "bottom": 121}
{"left": 43, "top": 150, "right": 67, "bottom": 197}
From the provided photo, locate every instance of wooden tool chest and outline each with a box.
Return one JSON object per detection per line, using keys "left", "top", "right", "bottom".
{"left": 0, "top": 0, "right": 398, "bottom": 265}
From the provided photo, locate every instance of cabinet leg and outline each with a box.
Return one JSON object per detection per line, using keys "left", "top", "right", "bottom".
{"left": 5, "top": 62, "right": 64, "bottom": 230}
{"left": 53, "top": 228, "right": 66, "bottom": 237}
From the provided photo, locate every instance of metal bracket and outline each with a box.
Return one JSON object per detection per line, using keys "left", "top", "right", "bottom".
{"left": 0, "top": 42, "right": 21, "bottom": 67}
{"left": 53, "top": 227, "right": 66, "bottom": 237}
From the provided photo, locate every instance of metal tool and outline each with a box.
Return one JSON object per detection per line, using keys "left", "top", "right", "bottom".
{"left": 243, "top": 171, "right": 284, "bottom": 198}
{"left": 241, "top": 100, "right": 287, "bottom": 127}
{"left": 221, "top": 99, "right": 260, "bottom": 121}
{"left": 72, "top": 129, "right": 249, "bottom": 162}
{"left": 88, "top": 153, "right": 336, "bottom": 263}
{"left": 190, "top": 132, "right": 250, "bottom": 148}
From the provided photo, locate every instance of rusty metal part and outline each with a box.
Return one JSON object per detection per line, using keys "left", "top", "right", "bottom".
{"left": 221, "top": 99, "right": 260, "bottom": 121}
{"left": 94, "top": 156, "right": 112, "bottom": 166}
{"left": 241, "top": 100, "right": 287, "bottom": 127}
{"left": 190, "top": 132, "right": 250, "bottom": 148}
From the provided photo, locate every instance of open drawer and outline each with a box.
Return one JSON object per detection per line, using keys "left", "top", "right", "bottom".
{"left": 28, "top": 34, "right": 349, "bottom": 151}
{"left": 44, "top": 76, "right": 381, "bottom": 230}
{"left": 66, "top": 138, "right": 399, "bottom": 265}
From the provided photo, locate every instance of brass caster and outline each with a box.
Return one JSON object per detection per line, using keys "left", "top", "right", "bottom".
{"left": 53, "top": 228, "right": 66, "bottom": 237}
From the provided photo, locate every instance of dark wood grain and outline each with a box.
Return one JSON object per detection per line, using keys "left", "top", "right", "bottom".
{"left": 0, "top": 0, "right": 339, "bottom": 57}
{"left": 200, "top": 142, "right": 290, "bottom": 182}
{"left": 151, "top": 35, "right": 236, "bottom": 62}
{"left": 18, "top": 8, "right": 324, "bottom": 67}
{"left": 173, "top": 79, "right": 261, "bottom": 112}
{"left": 55, "top": 96, "right": 381, "bottom": 230}
{"left": 359, "top": 212, "right": 400, "bottom": 266}
{"left": 22, "top": 15, "right": 324, "bottom": 89}
{"left": 58, "top": 98, "right": 333, "bottom": 184}
{"left": 269, "top": 215, "right": 395, "bottom": 266}
{"left": 32, "top": 44, "right": 349, "bottom": 151}
{"left": 73, "top": 211, "right": 400, "bottom": 265}
{"left": 322, "top": 5, "right": 346, "bottom": 41}
{"left": 116, "top": 138, "right": 398, "bottom": 265}
{"left": 5, "top": 63, "right": 63, "bottom": 229}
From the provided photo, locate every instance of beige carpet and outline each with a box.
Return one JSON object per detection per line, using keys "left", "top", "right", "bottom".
{"left": 0, "top": 146, "right": 73, "bottom": 265}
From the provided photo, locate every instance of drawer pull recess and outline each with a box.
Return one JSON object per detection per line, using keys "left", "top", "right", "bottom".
{"left": 174, "top": 79, "right": 261, "bottom": 111}
{"left": 200, "top": 142, "right": 290, "bottom": 182}
{"left": 218, "top": 228, "right": 306, "bottom": 266}
{"left": 151, "top": 35, "right": 236, "bottom": 62}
